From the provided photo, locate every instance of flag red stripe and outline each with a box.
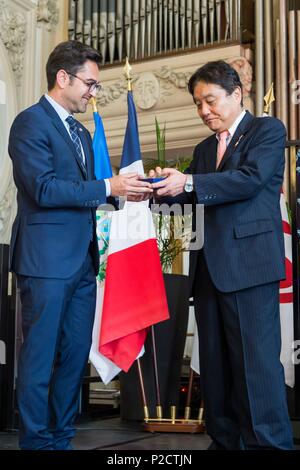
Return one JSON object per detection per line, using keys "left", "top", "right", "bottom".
{"left": 99, "top": 238, "right": 169, "bottom": 370}
{"left": 99, "top": 330, "right": 147, "bottom": 372}
{"left": 282, "top": 220, "right": 291, "bottom": 234}
{"left": 280, "top": 258, "right": 293, "bottom": 290}
{"left": 280, "top": 292, "right": 293, "bottom": 303}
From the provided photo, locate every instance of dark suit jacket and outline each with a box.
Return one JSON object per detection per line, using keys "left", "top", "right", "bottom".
{"left": 163, "top": 111, "right": 286, "bottom": 293}
{"left": 8, "top": 96, "right": 107, "bottom": 278}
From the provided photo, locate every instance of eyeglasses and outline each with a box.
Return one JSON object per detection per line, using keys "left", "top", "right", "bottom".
{"left": 67, "top": 71, "right": 102, "bottom": 94}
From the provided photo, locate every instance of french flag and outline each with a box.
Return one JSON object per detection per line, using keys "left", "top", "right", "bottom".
{"left": 279, "top": 190, "right": 294, "bottom": 387}
{"left": 99, "top": 91, "right": 170, "bottom": 372}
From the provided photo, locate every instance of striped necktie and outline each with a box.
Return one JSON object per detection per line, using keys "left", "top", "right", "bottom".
{"left": 66, "top": 115, "right": 85, "bottom": 167}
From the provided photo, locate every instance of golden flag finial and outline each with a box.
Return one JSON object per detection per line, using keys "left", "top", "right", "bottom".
{"left": 89, "top": 97, "right": 97, "bottom": 113}
{"left": 124, "top": 57, "right": 132, "bottom": 91}
{"left": 263, "top": 83, "right": 275, "bottom": 115}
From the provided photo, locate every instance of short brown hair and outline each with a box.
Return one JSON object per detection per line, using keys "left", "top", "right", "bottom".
{"left": 46, "top": 40, "right": 102, "bottom": 91}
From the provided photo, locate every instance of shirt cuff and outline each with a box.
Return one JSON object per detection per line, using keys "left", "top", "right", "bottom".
{"left": 104, "top": 179, "right": 111, "bottom": 197}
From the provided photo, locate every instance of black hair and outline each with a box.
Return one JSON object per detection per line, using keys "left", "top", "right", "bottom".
{"left": 188, "top": 60, "right": 243, "bottom": 107}
{"left": 46, "top": 40, "right": 102, "bottom": 91}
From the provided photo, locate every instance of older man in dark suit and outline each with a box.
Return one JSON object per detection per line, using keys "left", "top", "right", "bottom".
{"left": 8, "top": 40, "right": 152, "bottom": 450}
{"left": 151, "top": 60, "right": 293, "bottom": 450}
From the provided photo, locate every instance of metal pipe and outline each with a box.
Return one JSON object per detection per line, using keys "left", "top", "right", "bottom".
{"left": 264, "top": 0, "right": 274, "bottom": 116}
{"left": 168, "top": 0, "right": 174, "bottom": 51}
{"left": 224, "top": 0, "right": 230, "bottom": 41}
{"left": 297, "top": 10, "right": 300, "bottom": 139}
{"left": 216, "top": 0, "right": 221, "bottom": 42}
{"left": 279, "top": 0, "right": 288, "bottom": 128}
{"left": 235, "top": 0, "right": 241, "bottom": 41}
{"left": 116, "top": 0, "right": 123, "bottom": 62}
{"left": 99, "top": 0, "right": 108, "bottom": 65}
{"left": 159, "top": 0, "right": 163, "bottom": 52}
{"left": 255, "top": 0, "right": 264, "bottom": 116}
{"left": 180, "top": 0, "right": 186, "bottom": 49}
{"left": 68, "top": 0, "right": 75, "bottom": 40}
{"left": 153, "top": 0, "right": 158, "bottom": 55}
{"left": 76, "top": 0, "right": 84, "bottom": 41}
{"left": 107, "top": 0, "right": 116, "bottom": 64}
{"left": 187, "top": 0, "right": 192, "bottom": 48}
{"left": 140, "top": 0, "right": 146, "bottom": 58}
{"left": 208, "top": 0, "right": 215, "bottom": 44}
{"left": 164, "top": 0, "right": 168, "bottom": 51}
{"left": 91, "top": 0, "right": 99, "bottom": 50}
{"left": 201, "top": 0, "right": 208, "bottom": 45}
{"left": 174, "top": 0, "right": 179, "bottom": 49}
{"left": 193, "top": 0, "right": 201, "bottom": 46}
{"left": 146, "top": 0, "right": 153, "bottom": 56}
{"left": 124, "top": 0, "right": 132, "bottom": 58}
{"left": 83, "top": 0, "right": 92, "bottom": 45}
{"left": 288, "top": 7, "right": 297, "bottom": 140}
{"left": 275, "top": 19, "right": 281, "bottom": 118}
{"left": 133, "top": 0, "right": 140, "bottom": 59}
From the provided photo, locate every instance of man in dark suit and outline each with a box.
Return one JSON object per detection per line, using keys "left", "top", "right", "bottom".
{"left": 150, "top": 61, "right": 293, "bottom": 449}
{"left": 8, "top": 40, "right": 152, "bottom": 450}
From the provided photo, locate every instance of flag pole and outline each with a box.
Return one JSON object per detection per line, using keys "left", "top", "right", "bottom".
{"left": 123, "top": 57, "right": 151, "bottom": 421}
{"left": 184, "top": 367, "right": 194, "bottom": 420}
{"left": 136, "top": 359, "right": 150, "bottom": 421}
{"left": 124, "top": 56, "right": 132, "bottom": 91}
{"left": 90, "top": 97, "right": 98, "bottom": 113}
{"left": 150, "top": 326, "right": 163, "bottom": 419}
{"left": 123, "top": 57, "right": 163, "bottom": 420}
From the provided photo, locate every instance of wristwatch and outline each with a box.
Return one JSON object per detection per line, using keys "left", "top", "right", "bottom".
{"left": 184, "top": 174, "right": 194, "bottom": 193}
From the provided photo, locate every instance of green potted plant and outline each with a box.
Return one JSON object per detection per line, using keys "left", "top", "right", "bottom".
{"left": 144, "top": 118, "right": 192, "bottom": 273}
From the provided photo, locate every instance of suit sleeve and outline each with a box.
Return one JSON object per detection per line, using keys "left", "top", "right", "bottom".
{"left": 193, "top": 118, "right": 286, "bottom": 206}
{"left": 9, "top": 111, "right": 107, "bottom": 208}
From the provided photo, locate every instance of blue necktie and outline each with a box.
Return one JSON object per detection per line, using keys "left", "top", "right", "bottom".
{"left": 66, "top": 115, "right": 85, "bottom": 167}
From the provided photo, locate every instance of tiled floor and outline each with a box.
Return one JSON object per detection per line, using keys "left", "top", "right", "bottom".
{"left": 1, "top": 416, "right": 299, "bottom": 451}
{"left": 0, "top": 416, "right": 212, "bottom": 450}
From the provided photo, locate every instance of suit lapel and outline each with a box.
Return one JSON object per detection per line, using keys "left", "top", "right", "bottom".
{"left": 217, "top": 111, "right": 255, "bottom": 172}
{"left": 39, "top": 96, "right": 87, "bottom": 179}
{"left": 202, "top": 135, "right": 218, "bottom": 173}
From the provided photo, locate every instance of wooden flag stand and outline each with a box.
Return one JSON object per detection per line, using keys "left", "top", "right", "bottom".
{"left": 136, "top": 327, "right": 205, "bottom": 434}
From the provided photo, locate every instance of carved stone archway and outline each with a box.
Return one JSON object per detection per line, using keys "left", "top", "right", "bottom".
{"left": 0, "top": 38, "right": 18, "bottom": 244}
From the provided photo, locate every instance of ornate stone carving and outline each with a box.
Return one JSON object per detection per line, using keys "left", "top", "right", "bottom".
{"left": 97, "top": 58, "right": 252, "bottom": 108}
{"left": 0, "top": 181, "right": 16, "bottom": 244}
{"left": 97, "top": 66, "right": 190, "bottom": 108}
{"left": 37, "top": 0, "right": 59, "bottom": 30}
{"left": 227, "top": 57, "right": 253, "bottom": 97}
{"left": 135, "top": 72, "right": 160, "bottom": 110}
{"left": 154, "top": 66, "right": 191, "bottom": 89}
{"left": 96, "top": 78, "right": 129, "bottom": 108}
{"left": 0, "top": 1, "right": 26, "bottom": 84}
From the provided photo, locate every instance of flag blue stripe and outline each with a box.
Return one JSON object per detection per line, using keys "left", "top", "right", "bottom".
{"left": 120, "top": 92, "right": 142, "bottom": 170}
{"left": 92, "top": 111, "right": 113, "bottom": 180}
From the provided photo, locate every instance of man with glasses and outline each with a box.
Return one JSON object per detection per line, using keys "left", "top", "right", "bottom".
{"left": 8, "top": 40, "right": 152, "bottom": 450}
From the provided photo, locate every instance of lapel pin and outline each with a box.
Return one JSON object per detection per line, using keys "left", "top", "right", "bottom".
{"left": 234, "top": 134, "right": 244, "bottom": 148}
